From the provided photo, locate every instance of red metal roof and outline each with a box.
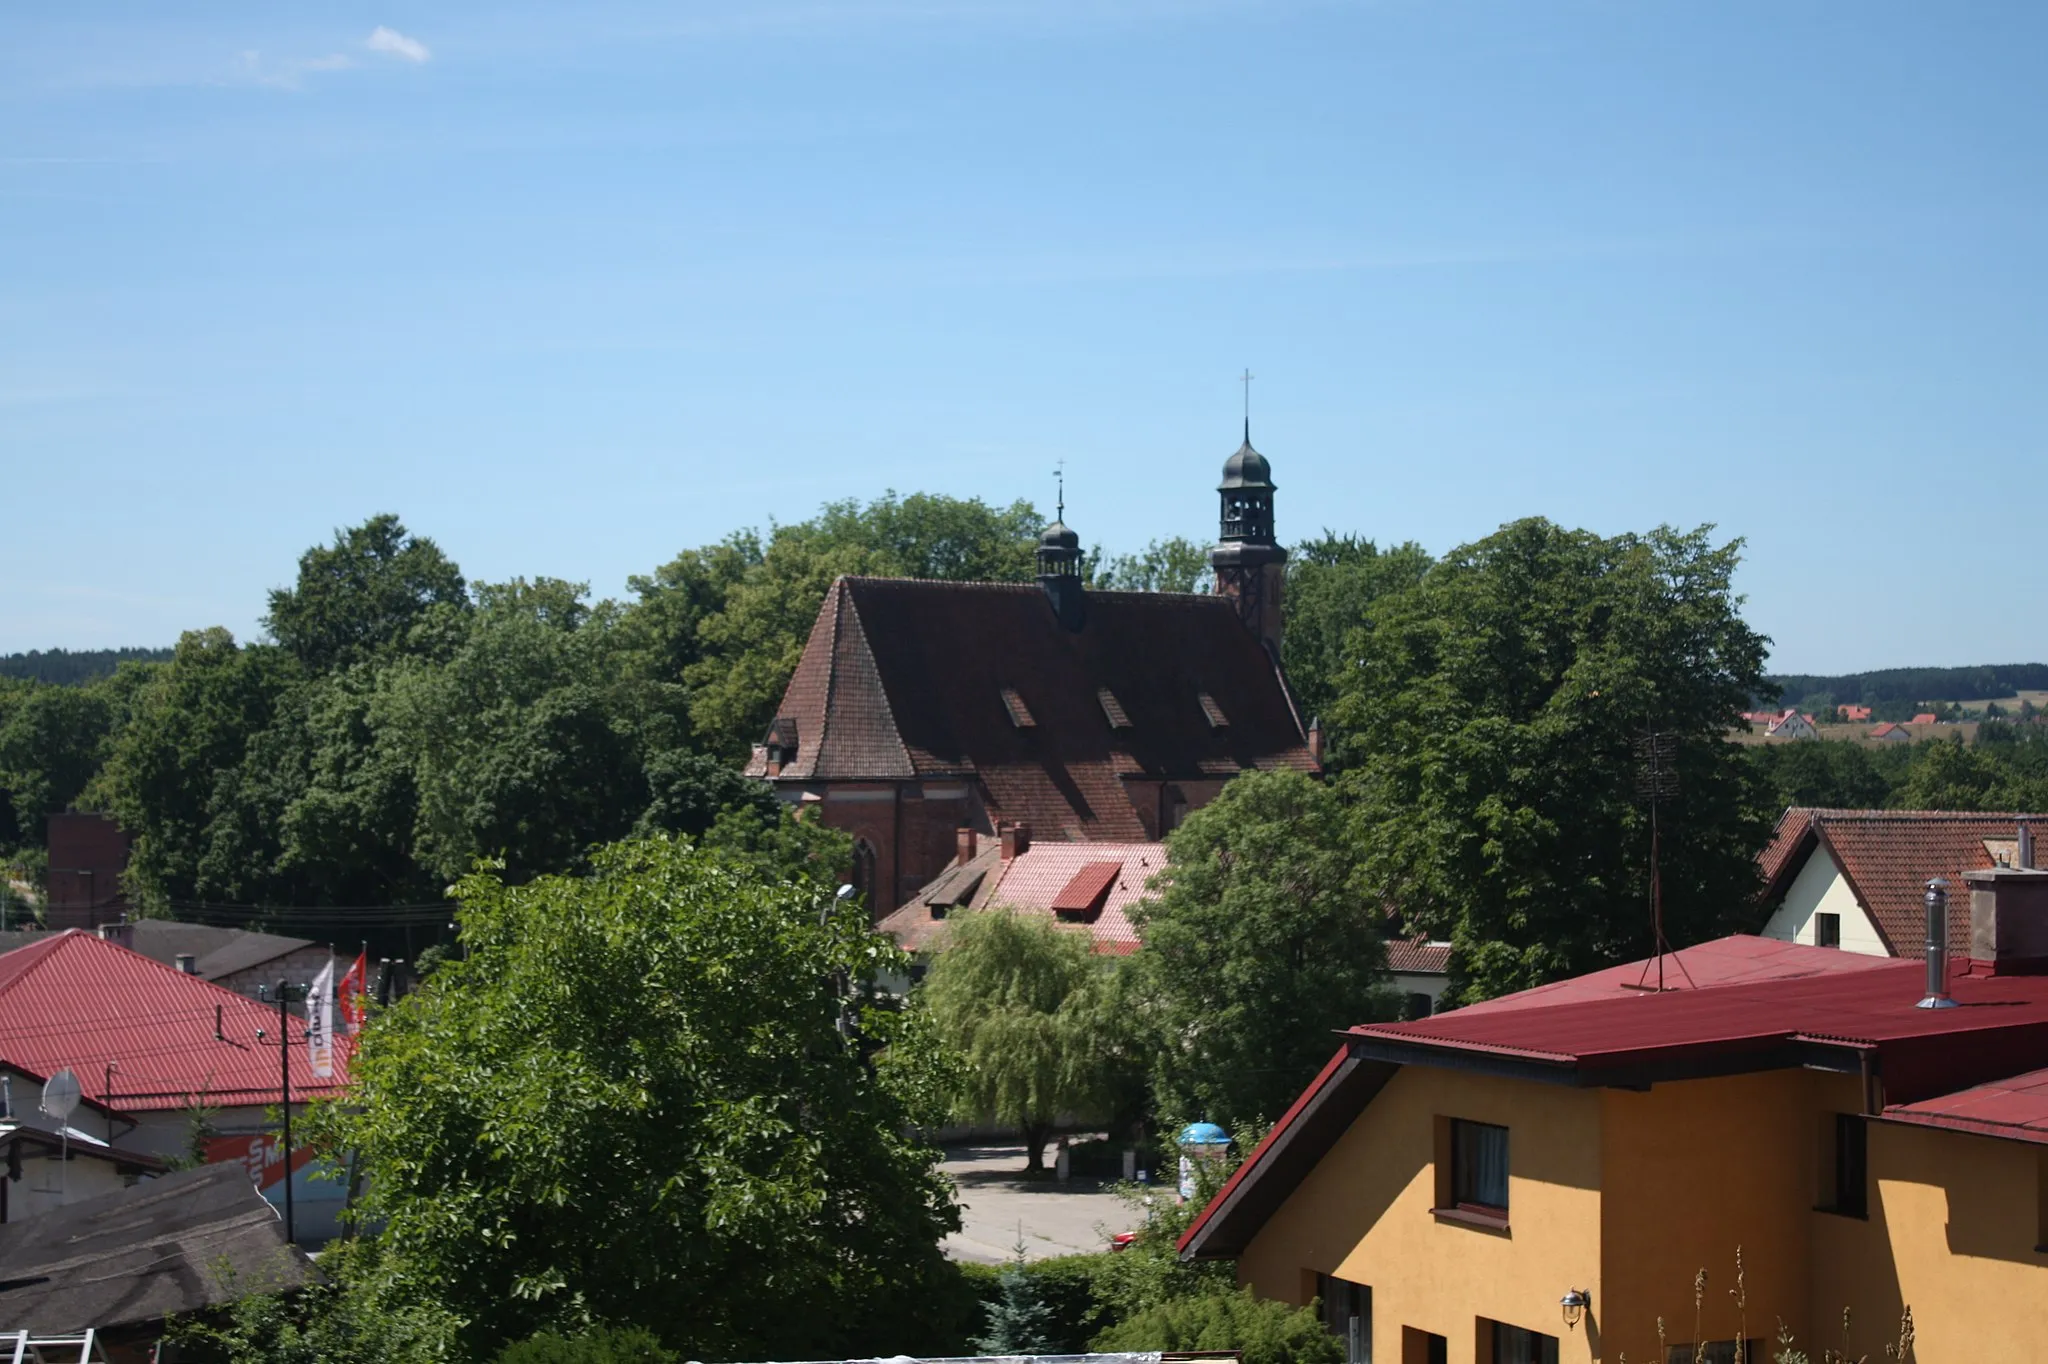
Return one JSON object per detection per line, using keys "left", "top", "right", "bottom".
{"left": 1883, "top": 1066, "right": 2048, "bottom": 1146}
{"left": 1756, "top": 808, "right": 2048, "bottom": 959}
{"left": 1353, "top": 953, "right": 2048, "bottom": 1104}
{"left": 1456, "top": 933, "right": 1891, "bottom": 1015}
{"left": 0, "top": 931, "right": 350, "bottom": 1112}
{"left": 748, "top": 577, "right": 1315, "bottom": 840}
{"left": 1183, "top": 936, "right": 2048, "bottom": 1259}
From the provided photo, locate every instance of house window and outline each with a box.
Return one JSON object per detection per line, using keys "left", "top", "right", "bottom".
{"left": 1489, "top": 1322, "right": 1558, "bottom": 1364}
{"left": 1403, "top": 992, "right": 1435, "bottom": 1021}
{"left": 1818, "top": 1113, "right": 1867, "bottom": 1218}
{"left": 1402, "top": 1328, "right": 1448, "bottom": 1364}
{"left": 1316, "top": 1274, "right": 1371, "bottom": 1363}
{"left": 1453, "top": 1120, "right": 1509, "bottom": 1213}
{"left": 1814, "top": 912, "right": 1841, "bottom": 948}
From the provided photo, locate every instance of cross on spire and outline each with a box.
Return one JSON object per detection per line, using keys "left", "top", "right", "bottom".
{"left": 1054, "top": 458, "right": 1065, "bottom": 521}
{"left": 1240, "top": 368, "right": 1254, "bottom": 443}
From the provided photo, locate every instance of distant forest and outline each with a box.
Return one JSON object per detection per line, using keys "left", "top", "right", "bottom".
{"left": 1766, "top": 663, "right": 2048, "bottom": 708}
{"left": 0, "top": 648, "right": 173, "bottom": 685}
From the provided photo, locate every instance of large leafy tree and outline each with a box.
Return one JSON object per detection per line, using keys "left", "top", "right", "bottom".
{"left": 919, "top": 908, "right": 1135, "bottom": 1171}
{"left": 1093, "top": 536, "right": 1213, "bottom": 594}
{"left": 1281, "top": 532, "right": 1434, "bottom": 747}
{"left": 264, "top": 514, "right": 469, "bottom": 671}
{"left": 1744, "top": 738, "right": 1905, "bottom": 812}
{"left": 321, "top": 837, "right": 959, "bottom": 1360}
{"left": 1129, "top": 769, "right": 1392, "bottom": 1131}
{"left": 1335, "top": 519, "right": 1772, "bottom": 1002}
{"left": 97, "top": 628, "right": 302, "bottom": 904}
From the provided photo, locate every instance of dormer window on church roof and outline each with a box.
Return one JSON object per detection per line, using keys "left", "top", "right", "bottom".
{"left": 1001, "top": 687, "right": 1036, "bottom": 728}
{"left": 1198, "top": 692, "right": 1229, "bottom": 730}
{"left": 1098, "top": 688, "right": 1132, "bottom": 730}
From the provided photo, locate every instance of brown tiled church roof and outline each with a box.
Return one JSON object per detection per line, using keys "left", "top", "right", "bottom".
{"left": 750, "top": 576, "right": 1316, "bottom": 840}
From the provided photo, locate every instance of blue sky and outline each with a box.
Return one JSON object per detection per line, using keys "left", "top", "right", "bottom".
{"left": 3, "top": 2, "right": 2044, "bottom": 673}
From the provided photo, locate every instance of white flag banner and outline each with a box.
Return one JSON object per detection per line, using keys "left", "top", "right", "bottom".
{"left": 307, "top": 957, "right": 335, "bottom": 1080}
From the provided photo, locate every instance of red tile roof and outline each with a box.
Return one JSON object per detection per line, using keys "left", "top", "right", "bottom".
{"left": 1910, "top": 713, "right": 1939, "bottom": 724}
{"left": 1757, "top": 808, "right": 2048, "bottom": 959}
{"left": 0, "top": 931, "right": 351, "bottom": 1112}
{"left": 876, "top": 840, "right": 1164, "bottom": 955}
{"left": 748, "top": 577, "right": 1316, "bottom": 841}
{"left": 1384, "top": 939, "right": 1451, "bottom": 975}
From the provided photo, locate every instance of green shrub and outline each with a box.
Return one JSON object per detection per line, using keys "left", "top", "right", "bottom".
{"left": 495, "top": 1326, "right": 676, "bottom": 1364}
{"left": 1091, "top": 1287, "right": 1343, "bottom": 1364}
{"left": 1024, "top": 1252, "right": 1117, "bottom": 1350}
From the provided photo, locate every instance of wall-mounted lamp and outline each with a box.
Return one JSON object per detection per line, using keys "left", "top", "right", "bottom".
{"left": 1560, "top": 1288, "right": 1590, "bottom": 1331}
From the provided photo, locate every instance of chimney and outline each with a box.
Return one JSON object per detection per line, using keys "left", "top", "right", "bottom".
{"left": 1307, "top": 716, "right": 1324, "bottom": 765}
{"left": 1964, "top": 862, "right": 2048, "bottom": 975}
{"left": 96, "top": 919, "right": 135, "bottom": 950}
{"left": 2020, "top": 821, "right": 2037, "bottom": 872}
{"left": 1917, "top": 878, "right": 1958, "bottom": 1008}
{"left": 956, "top": 826, "right": 979, "bottom": 866}
{"left": 999, "top": 822, "right": 1032, "bottom": 861}
{"left": 174, "top": 953, "right": 197, "bottom": 975}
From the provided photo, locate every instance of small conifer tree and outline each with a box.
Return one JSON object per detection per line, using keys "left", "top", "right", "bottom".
{"left": 975, "top": 1237, "right": 1055, "bottom": 1355}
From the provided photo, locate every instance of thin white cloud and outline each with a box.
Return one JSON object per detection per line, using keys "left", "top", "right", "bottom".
{"left": 232, "top": 48, "right": 354, "bottom": 90}
{"left": 366, "top": 26, "right": 431, "bottom": 62}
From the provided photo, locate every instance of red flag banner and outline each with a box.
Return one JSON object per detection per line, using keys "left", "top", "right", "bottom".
{"left": 339, "top": 952, "right": 368, "bottom": 1028}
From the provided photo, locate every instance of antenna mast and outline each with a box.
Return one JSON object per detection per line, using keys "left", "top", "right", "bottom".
{"left": 1630, "top": 729, "right": 1694, "bottom": 992}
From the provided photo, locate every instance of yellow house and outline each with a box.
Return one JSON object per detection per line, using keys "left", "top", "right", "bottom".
{"left": 1181, "top": 871, "right": 2048, "bottom": 1364}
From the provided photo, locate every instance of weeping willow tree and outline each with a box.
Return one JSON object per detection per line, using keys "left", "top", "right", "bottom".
{"left": 918, "top": 907, "right": 1131, "bottom": 1171}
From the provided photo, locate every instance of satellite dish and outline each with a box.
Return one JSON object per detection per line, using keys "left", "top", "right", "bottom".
{"left": 40, "top": 1068, "right": 80, "bottom": 1123}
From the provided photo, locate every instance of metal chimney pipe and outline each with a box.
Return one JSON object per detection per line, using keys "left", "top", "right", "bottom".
{"left": 1917, "top": 877, "right": 1958, "bottom": 1009}
{"left": 2020, "top": 823, "right": 2036, "bottom": 873}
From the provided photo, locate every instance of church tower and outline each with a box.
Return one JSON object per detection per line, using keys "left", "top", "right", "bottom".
{"left": 1208, "top": 422, "right": 1286, "bottom": 658}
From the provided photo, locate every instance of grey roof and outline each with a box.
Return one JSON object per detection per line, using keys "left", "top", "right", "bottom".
{"left": 0, "top": 1112, "right": 166, "bottom": 1173}
{"left": 0, "top": 1164, "right": 315, "bottom": 1334}
{"left": 0, "top": 930, "right": 52, "bottom": 956}
{"left": 122, "top": 922, "right": 316, "bottom": 980}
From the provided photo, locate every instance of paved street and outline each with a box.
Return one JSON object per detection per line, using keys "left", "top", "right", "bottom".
{"left": 939, "top": 1142, "right": 1147, "bottom": 1263}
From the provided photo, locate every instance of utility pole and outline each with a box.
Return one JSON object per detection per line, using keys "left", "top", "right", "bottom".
{"left": 261, "top": 979, "right": 307, "bottom": 1244}
{"left": 278, "top": 978, "right": 294, "bottom": 1245}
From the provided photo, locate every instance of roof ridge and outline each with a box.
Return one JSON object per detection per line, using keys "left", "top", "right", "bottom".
{"left": 1814, "top": 810, "right": 2048, "bottom": 822}
{"left": 0, "top": 928, "right": 299, "bottom": 1008}
{"left": 838, "top": 575, "right": 1230, "bottom": 604}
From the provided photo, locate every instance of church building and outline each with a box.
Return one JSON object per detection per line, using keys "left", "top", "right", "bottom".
{"left": 744, "top": 429, "right": 1319, "bottom": 913}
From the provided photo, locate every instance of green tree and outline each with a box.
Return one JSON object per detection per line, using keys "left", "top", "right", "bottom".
{"left": 1334, "top": 519, "right": 1773, "bottom": 1002}
{"left": 318, "top": 837, "right": 959, "bottom": 1360}
{"left": 681, "top": 492, "right": 1041, "bottom": 757}
{"left": 1094, "top": 537, "right": 1213, "bottom": 594}
{"left": 0, "top": 680, "right": 119, "bottom": 843}
{"left": 1092, "top": 1287, "right": 1343, "bottom": 1364}
{"left": 974, "top": 1248, "right": 1057, "bottom": 1355}
{"left": 1745, "top": 738, "right": 1900, "bottom": 812}
{"left": 1129, "top": 768, "right": 1392, "bottom": 1131}
{"left": 98, "top": 629, "right": 302, "bottom": 904}
{"left": 264, "top": 514, "right": 469, "bottom": 672}
{"left": 920, "top": 907, "right": 1132, "bottom": 1171}
{"left": 1282, "top": 532, "right": 1434, "bottom": 749}
{"left": 496, "top": 1327, "right": 678, "bottom": 1364}
{"left": 1893, "top": 734, "right": 2048, "bottom": 811}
